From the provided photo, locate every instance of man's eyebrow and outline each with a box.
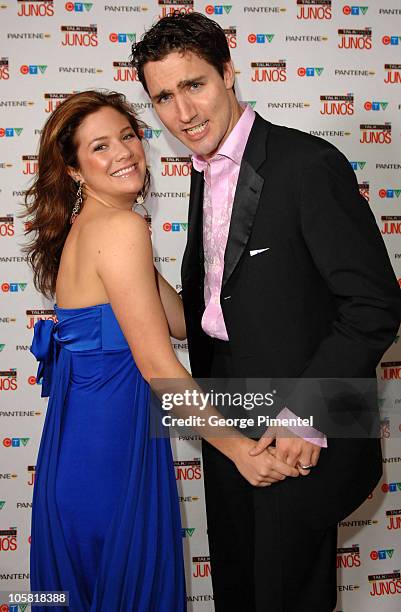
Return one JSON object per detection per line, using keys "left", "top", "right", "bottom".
{"left": 88, "top": 126, "right": 132, "bottom": 147}
{"left": 151, "top": 76, "right": 206, "bottom": 102}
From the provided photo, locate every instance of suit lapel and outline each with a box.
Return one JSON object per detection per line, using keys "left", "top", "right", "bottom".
{"left": 181, "top": 167, "right": 204, "bottom": 282}
{"left": 222, "top": 114, "right": 271, "bottom": 289}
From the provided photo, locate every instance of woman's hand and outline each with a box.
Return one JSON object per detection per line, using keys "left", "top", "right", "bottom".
{"left": 231, "top": 438, "right": 299, "bottom": 487}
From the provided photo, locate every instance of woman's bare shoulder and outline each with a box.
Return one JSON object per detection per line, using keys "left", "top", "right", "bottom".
{"left": 79, "top": 209, "right": 149, "bottom": 251}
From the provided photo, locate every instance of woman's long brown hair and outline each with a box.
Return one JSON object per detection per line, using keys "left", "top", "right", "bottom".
{"left": 22, "top": 90, "right": 150, "bottom": 299}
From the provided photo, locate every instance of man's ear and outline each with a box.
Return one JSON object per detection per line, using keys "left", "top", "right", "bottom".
{"left": 67, "top": 166, "right": 83, "bottom": 184}
{"left": 223, "top": 60, "right": 235, "bottom": 91}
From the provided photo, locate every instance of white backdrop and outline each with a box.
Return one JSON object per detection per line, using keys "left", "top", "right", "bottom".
{"left": 0, "top": 0, "right": 401, "bottom": 610}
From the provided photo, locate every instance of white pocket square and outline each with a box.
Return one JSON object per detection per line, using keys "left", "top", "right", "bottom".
{"left": 249, "top": 248, "right": 270, "bottom": 257}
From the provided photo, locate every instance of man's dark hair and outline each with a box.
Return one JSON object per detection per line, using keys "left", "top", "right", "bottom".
{"left": 131, "top": 12, "right": 231, "bottom": 94}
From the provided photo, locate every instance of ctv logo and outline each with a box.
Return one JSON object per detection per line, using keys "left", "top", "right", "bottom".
{"left": 192, "top": 556, "right": 211, "bottom": 578}
{"left": 163, "top": 222, "right": 188, "bottom": 232}
{"left": 360, "top": 123, "right": 391, "bottom": 144}
{"left": 381, "top": 481, "right": 401, "bottom": 492}
{"left": 205, "top": 5, "right": 232, "bottom": 15}
{"left": 370, "top": 548, "right": 394, "bottom": 560}
{"left": 161, "top": 156, "right": 192, "bottom": 177}
{"left": 368, "top": 571, "right": 401, "bottom": 597}
{"left": 61, "top": 25, "right": 98, "bottom": 47}
{"left": 0, "top": 128, "right": 23, "bottom": 137}
{"left": 381, "top": 216, "right": 401, "bottom": 235}
{"left": 44, "top": 92, "right": 73, "bottom": 113}
{"left": 384, "top": 64, "right": 401, "bottom": 84}
{"left": 113, "top": 61, "right": 139, "bottom": 83}
{"left": 17, "top": 1, "right": 54, "bottom": 17}
{"left": 350, "top": 161, "right": 366, "bottom": 170}
{"left": 379, "top": 188, "right": 401, "bottom": 199}
{"left": 223, "top": 27, "right": 236, "bottom": 49}
{"left": 386, "top": 509, "right": 401, "bottom": 530}
{"left": 382, "top": 35, "right": 401, "bottom": 45}
{"left": 297, "top": 66, "right": 324, "bottom": 76}
{"left": 297, "top": 0, "right": 331, "bottom": 20}
{"left": 343, "top": 5, "right": 369, "bottom": 15}
{"left": 0, "top": 57, "right": 9, "bottom": 80}
{"left": 20, "top": 64, "right": 47, "bottom": 75}
{"left": 3, "top": 437, "right": 30, "bottom": 448}
{"left": 109, "top": 32, "right": 136, "bottom": 44}
{"left": 139, "top": 128, "right": 162, "bottom": 139}
{"left": 338, "top": 28, "right": 372, "bottom": 49}
{"left": 380, "top": 359, "right": 401, "bottom": 378}
{"left": 242, "top": 100, "right": 256, "bottom": 109}
{"left": 0, "top": 528, "right": 17, "bottom": 552}
{"left": 251, "top": 61, "right": 286, "bottom": 82}
{"left": 0, "top": 370, "right": 17, "bottom": 391}
{"left": 174, "top": 459, "right": 202, "bottom": 480}
{"left": 65, "top": 2, "right": 93, "bottom": 11}
{"left": 248, "top": 33, "right": 275, "bottom": 44}
{"left": 337, "top": 545, "right": 361, "bottom": 569}
{"left": 364, "top": 101, "right": 388, "bottom": 111}
{"left": 320, "top": 94, "right": 354, "bottom": 115}
{"left": 22, "top": 155, "right": 39, "bottom": 175}
{"left": 0, "top": 215, "right": 15, "bottom": 237}
{"left": 159, "top": 0, "right": 194, "bottom": 19}
{"left": 1, "top": 283, "right": 27, "bottom": 292}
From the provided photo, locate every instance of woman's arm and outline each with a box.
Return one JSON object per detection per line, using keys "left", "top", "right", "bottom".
{"left": 154, "top": 267, "right": 186, "bottom": 340}
{"left": 94, "top": 210, "right": 298, "bottom": 486}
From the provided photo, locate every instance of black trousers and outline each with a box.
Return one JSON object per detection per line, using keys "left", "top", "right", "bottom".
{"left": 203, "top": 339, "right": 338, "bottom": 612}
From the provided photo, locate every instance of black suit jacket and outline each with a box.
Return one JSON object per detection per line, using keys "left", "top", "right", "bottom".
{"left": 181, "top": 113, "right": 401, "bottom": 527}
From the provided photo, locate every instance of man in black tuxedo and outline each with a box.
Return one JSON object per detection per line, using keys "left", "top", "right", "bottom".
{"left": 132, "top": 12, "right": 401, "bottom": 611}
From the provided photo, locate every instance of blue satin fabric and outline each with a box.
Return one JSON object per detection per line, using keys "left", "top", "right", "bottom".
{"left": 30, "top": 303, "right": 186, "bottom": 611}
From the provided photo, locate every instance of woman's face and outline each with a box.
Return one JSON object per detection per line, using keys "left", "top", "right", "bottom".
{"left": 71, "top": 106, "right": 146, "bottom": 204}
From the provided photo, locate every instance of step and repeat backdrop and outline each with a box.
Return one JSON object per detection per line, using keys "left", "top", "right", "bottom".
{"left": 0, "top": 0, "right": 401, "bottom": 610}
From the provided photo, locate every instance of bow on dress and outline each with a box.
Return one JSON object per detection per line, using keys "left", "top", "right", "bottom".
{"left": 30, "top": 319, "right": 58, "bottom": 398}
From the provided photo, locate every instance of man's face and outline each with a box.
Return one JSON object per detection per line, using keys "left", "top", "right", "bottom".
{"left": 143, "top": 51, "right": 239, "bottom": 159}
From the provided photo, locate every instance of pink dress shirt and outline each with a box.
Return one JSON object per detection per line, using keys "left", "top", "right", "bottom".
{"left": 192, "top": 105, "right": 327, "bottom": 447}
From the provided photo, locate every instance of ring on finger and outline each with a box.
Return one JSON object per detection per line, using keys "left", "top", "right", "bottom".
{"left": 298, "top": 462, "right": 313, "bottom": 470}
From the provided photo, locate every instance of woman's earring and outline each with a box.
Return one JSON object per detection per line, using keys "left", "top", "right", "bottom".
{"left": 135, "top": 192, "right": 144, "bottom": 205}
{"left": 70, "top": 181, "right": 83, "bottom": 224}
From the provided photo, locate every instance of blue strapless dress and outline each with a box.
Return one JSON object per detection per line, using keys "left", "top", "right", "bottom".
{"left": 30, "top": 303, "right": 186, "bottom": 611}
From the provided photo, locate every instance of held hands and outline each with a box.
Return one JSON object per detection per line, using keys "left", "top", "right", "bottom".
{"left": 232, "top": 437, "right": 299, "bottom": 487}
{"left": 249, "top": 426, "right": 322, "bottom": 477}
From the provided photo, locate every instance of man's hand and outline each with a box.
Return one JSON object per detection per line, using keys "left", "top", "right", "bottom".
{"left": 232, "top": 437, "right": 299, "bottom": 487}
{"left": 248, "top": 427, "right": 321, "bottom": 476}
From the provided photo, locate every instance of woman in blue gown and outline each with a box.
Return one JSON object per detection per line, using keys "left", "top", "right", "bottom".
{"left": 25, "top": 91, "right": 188, "bottom": 611}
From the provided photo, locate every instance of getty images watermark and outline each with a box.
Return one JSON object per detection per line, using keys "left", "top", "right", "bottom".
{"left": 160, "top": 389, "right": 315, "bottom": 430}
{"left": 149, "top": 377, "right": 395, "bottom": 439}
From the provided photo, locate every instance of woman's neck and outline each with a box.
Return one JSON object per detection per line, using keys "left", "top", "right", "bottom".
{"left": 83, "top": 185, "right": 135, "bottom": 211}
